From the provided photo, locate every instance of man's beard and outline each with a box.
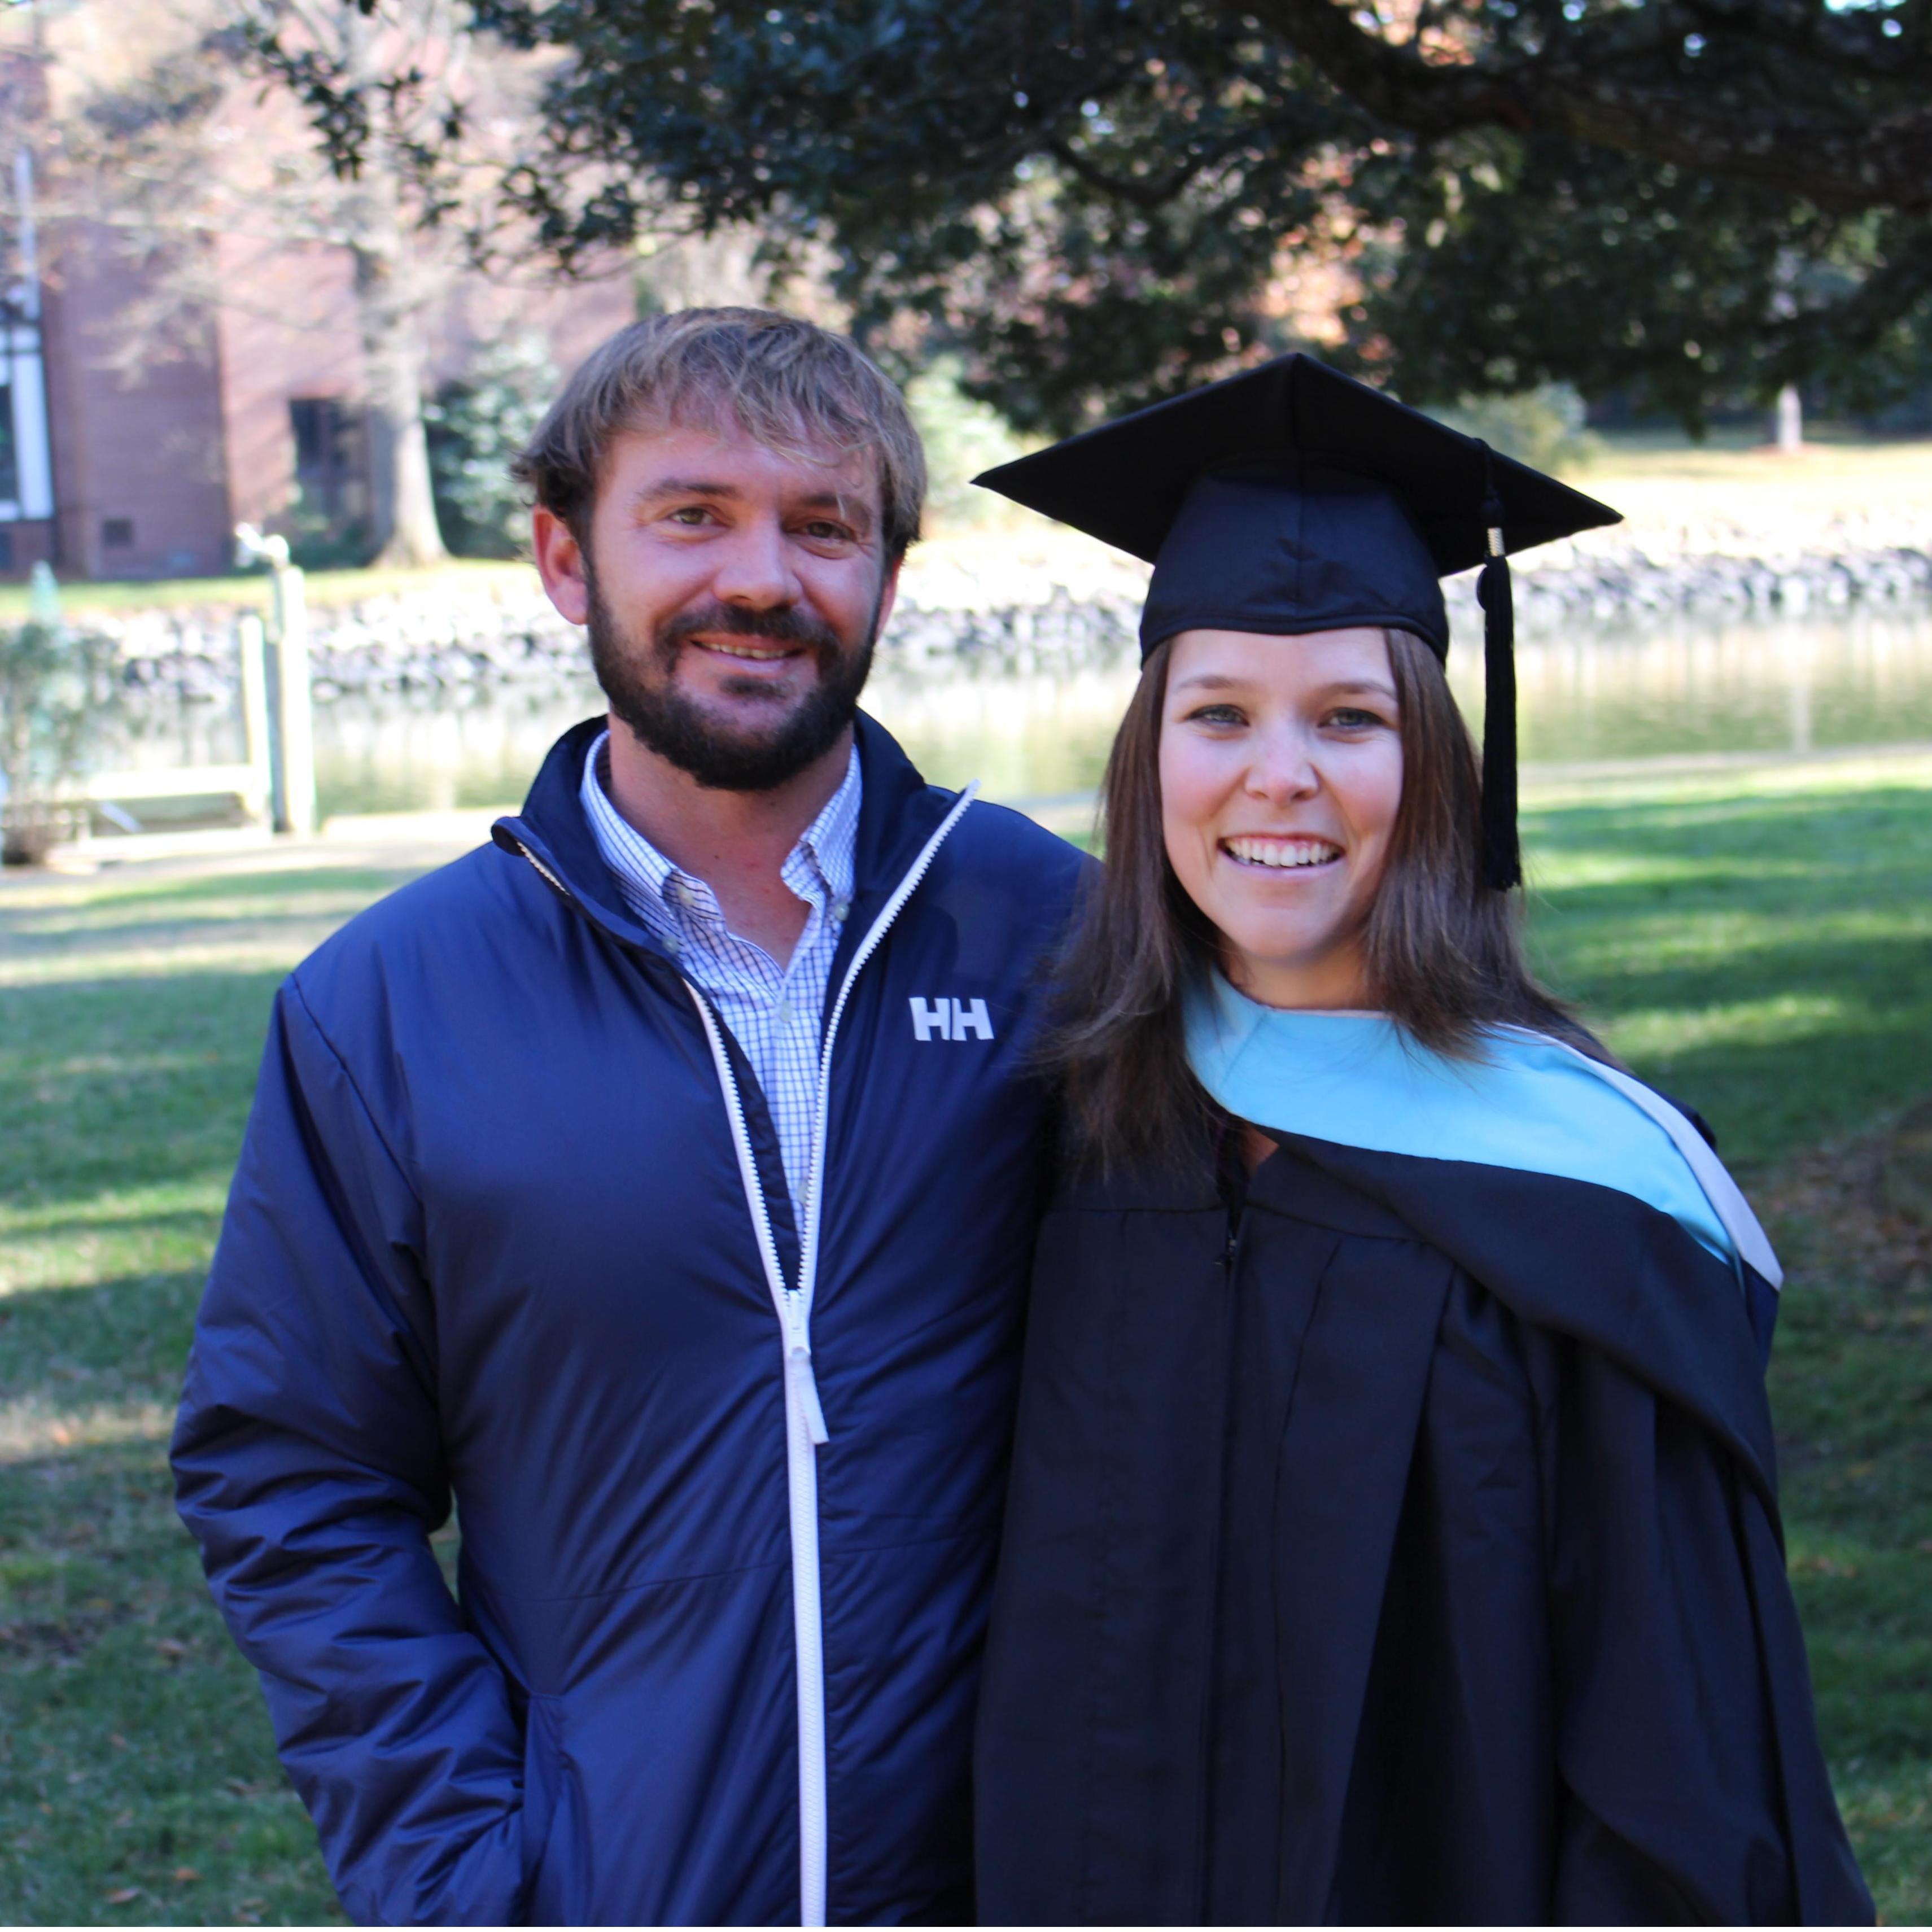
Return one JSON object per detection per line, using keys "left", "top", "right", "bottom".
{"left": 587, "top": 567, "right": 881, "bottom": 793}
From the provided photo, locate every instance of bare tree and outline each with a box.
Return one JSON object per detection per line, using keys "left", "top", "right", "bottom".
{"left": 25, "top": 0, "right": 541, "bottom": 568}
{"left": 224, "top": 0, "right": 479, "bottom": 565}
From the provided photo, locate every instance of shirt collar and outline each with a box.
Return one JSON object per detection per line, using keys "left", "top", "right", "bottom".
{"left": 581, "top": 727, "right": 863, "bottom": 929}
{"left": 788, "top": 739, "right": 860, "bottom": 916}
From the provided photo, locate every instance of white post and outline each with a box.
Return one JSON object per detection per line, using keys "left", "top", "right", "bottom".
{"left": 1774, "top": 384, "right": 1803, "bottom": 453}
{"left": 268, "top": 561, "right": 316, "bottom": 836}
{"left": 235, "top": 523, "right": 318, "bottom": 837}
{"left": 237, "top": 612, "right": 273, "bottom": 826}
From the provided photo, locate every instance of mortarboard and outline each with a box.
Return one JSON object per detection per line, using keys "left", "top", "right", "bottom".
{"left": 972, "top": 353, "right": 1621, "bottom": 890}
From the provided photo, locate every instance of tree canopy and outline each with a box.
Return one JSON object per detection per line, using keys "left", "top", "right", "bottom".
{"left": 288, "top": 0, "right": 1932, "bottom": 432}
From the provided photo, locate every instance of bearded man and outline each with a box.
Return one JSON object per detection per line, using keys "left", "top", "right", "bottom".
{"left": 172, "top": 310, "right": 1083, "bottom": 1926}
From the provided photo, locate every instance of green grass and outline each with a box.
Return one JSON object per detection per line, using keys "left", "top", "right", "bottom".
{"left": 1525, "top": 763, "right": 1932, "bottom": 1918}
{"left": 3, "top": 765, "right": 1931, "bottom": 1921}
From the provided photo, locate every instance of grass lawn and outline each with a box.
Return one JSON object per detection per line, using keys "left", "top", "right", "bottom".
{"left": 3, "top": 759, "right": 1931, "bottom": 1922}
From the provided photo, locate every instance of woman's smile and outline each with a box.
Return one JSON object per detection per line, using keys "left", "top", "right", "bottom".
{"left": 1220, "top": 833, "right": 1345, "bottom": 871}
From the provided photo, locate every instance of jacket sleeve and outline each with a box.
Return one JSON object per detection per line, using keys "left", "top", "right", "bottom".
{"left": 172, "top": 977, "right": 531, "bottom": 1926}
{"left": 1535, "top": 1334, "right": 1874, "bottom": 1926}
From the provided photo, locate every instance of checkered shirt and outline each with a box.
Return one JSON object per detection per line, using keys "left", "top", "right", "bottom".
{"left": 581, "top": 730, "right": 860, "bottom": 1221}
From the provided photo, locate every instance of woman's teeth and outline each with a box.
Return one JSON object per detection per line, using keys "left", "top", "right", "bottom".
{"left": 1223, "top": 835, "right": 1342, "bottom": 869}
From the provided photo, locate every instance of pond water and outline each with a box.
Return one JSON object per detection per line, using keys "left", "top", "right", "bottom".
{"left": 112, "top": 607, "right": 1932, "bottom": 823}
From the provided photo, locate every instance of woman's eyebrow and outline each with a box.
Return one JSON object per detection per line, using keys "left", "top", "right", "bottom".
{"left": 1170, "top": 672, "right": 1247, "bottom": 693}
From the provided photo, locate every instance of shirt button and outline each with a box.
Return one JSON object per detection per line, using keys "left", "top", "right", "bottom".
{"left": 831, "top": 898, "right": 850, "bottom": 924}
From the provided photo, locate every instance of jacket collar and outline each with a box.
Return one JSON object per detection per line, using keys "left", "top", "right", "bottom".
{"left": 492, "top": 711, "right": 957, "bottom": 966}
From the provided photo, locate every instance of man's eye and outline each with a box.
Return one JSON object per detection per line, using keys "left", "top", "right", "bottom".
{"left": 667, "top": 505, "right": 713, "bottom": 526}
{"left": 801, "top": 521, "right": 855, "bottom": 542}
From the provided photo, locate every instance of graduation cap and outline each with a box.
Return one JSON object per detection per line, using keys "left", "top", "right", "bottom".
{"left": 972, "top": 353, "right": 1621, "bottom": 891}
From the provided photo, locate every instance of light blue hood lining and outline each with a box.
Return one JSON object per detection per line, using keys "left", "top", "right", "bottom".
{"left": 1184, "top": 972, "right": 1780, "bottom": 1290}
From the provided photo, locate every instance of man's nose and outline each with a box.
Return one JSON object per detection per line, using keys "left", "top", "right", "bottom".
{"left": 710, "top": 515, "right": 803, "bottom": 610}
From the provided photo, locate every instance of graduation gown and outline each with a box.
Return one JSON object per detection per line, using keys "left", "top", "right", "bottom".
{"left": 974, "top": 1002, "right": 1873, "bottom": 1926}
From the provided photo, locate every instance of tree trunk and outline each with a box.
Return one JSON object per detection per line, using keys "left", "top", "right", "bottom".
{"left": 337, "top": 0, "right": 447, "bottom": 575}
{"left": 355, "top": 243, "right": 448, "bottom": 569}
{"left": 1774, "top": 383, "right": 1803, "bottom": 453}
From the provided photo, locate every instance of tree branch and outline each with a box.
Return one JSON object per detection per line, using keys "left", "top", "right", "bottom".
{"left": 1241, "top": 0, "right": 1932, "bottom": 210}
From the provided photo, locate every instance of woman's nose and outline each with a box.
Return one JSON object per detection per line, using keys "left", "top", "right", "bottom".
{"left": 1243, "top": 724, "right": 1321, "bottom": 802}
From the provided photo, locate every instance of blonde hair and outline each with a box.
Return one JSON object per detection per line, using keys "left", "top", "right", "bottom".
{"left": 512, "top": 307, "right": 927, "bottom": 558}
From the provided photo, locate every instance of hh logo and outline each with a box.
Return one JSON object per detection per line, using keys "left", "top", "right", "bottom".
{"left": 910, "top": 996, "right": 995, "bottom": 1042}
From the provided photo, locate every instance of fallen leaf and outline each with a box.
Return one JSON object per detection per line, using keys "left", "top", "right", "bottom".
{"left": 108, "top": 1733, "right": 128, "bottom": 1750}
{"left": 103, "top": 1887, "right": 141, "bottom": 1905}
{"left": 171, "top": 1865, "right": 200, "bottom": 1884}
{"left": 155, "top": 1638, "right": 188, "bottom": 1660}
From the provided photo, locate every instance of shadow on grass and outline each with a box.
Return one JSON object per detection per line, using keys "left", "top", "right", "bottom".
{"left": 1, "top": 972, "right": 285, "bottom": 1204}
{"left": 0, "top": 1434, "right": 345, "bottom": 1926}
{"left": 0, "top": 868, "right": 443, "bottom": 958}
{"left": 1526, "top": 786, "right": 1932, "bottom": 1166}
{"left": 1, "top": 1273, "right": 207, "bottom": 1397}
{"left": 1751, "top": 1115, "right": 1932, "bottom": 1922}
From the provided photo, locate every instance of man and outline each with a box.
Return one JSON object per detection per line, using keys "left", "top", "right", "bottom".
{"left": 172, "top": 309, "right": 1085, "bottom": 1926}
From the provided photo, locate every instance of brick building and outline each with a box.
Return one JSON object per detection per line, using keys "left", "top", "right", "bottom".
{"left": 1, "top": 89, "right": 635, "bottom": 583}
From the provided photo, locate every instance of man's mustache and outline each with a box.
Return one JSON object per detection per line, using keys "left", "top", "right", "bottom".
{"left": 655, "top": 600, "right": 846, "bottom": 659}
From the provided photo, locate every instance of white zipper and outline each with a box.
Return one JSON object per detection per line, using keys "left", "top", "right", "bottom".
{"left": 685, "top": 781, "right": 978, "bottom": 1929}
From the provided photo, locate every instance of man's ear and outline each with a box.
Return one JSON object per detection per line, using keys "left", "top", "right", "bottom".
{"left": 532, "top": 507, "right": 591, "bottom": 626}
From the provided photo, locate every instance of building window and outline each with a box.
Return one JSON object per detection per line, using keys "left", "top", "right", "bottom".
{"left": 0, "top": 529, "right": 13, "bottom": 572}
{"left": 290, "top": 396, "right": 366, "bottom": 523}
{"left": 103, "top": 517, "right": 134, "bottom": 548}
{"left": 0, "top": 381, "right": 16, "bottom": 505}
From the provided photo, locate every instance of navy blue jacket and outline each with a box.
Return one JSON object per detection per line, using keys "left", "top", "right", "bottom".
{"left": 172, "top": 714, "right": 1086, "bottom": 1926}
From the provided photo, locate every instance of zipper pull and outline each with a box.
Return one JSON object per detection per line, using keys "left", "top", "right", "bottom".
{"left": 785, "top": 1305, "right": 831, "bottom": 1445}
{"left": 790, "top": 1343, "right": 830, "bottom": 1446}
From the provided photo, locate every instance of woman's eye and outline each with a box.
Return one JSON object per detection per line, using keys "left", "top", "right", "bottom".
{"left": 1186, "top": 704, "right": 1247, "bottom": 727}
{"left": 1326, "top": 707, "right": 1389, "bottom": 731}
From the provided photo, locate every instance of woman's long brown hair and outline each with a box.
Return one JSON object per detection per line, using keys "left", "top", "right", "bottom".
{"left": 1052, "top": 628, "right": 1605, "bottom": 1169}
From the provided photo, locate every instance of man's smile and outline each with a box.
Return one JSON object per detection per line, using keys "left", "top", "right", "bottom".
{"left": 691, "top": 636, "right": 805, "bottom": 663}
{"left": 688, "top": 633, "right": 807, "bottom": 672}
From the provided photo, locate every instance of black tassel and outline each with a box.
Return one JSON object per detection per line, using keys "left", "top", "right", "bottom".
{"left": 1474, "top": 440, "right": 1521, "bottom": 891}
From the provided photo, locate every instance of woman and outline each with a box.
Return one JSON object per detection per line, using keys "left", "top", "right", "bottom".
{"left": 969, "top": 357, "right": 1872, "bottom": 1925}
